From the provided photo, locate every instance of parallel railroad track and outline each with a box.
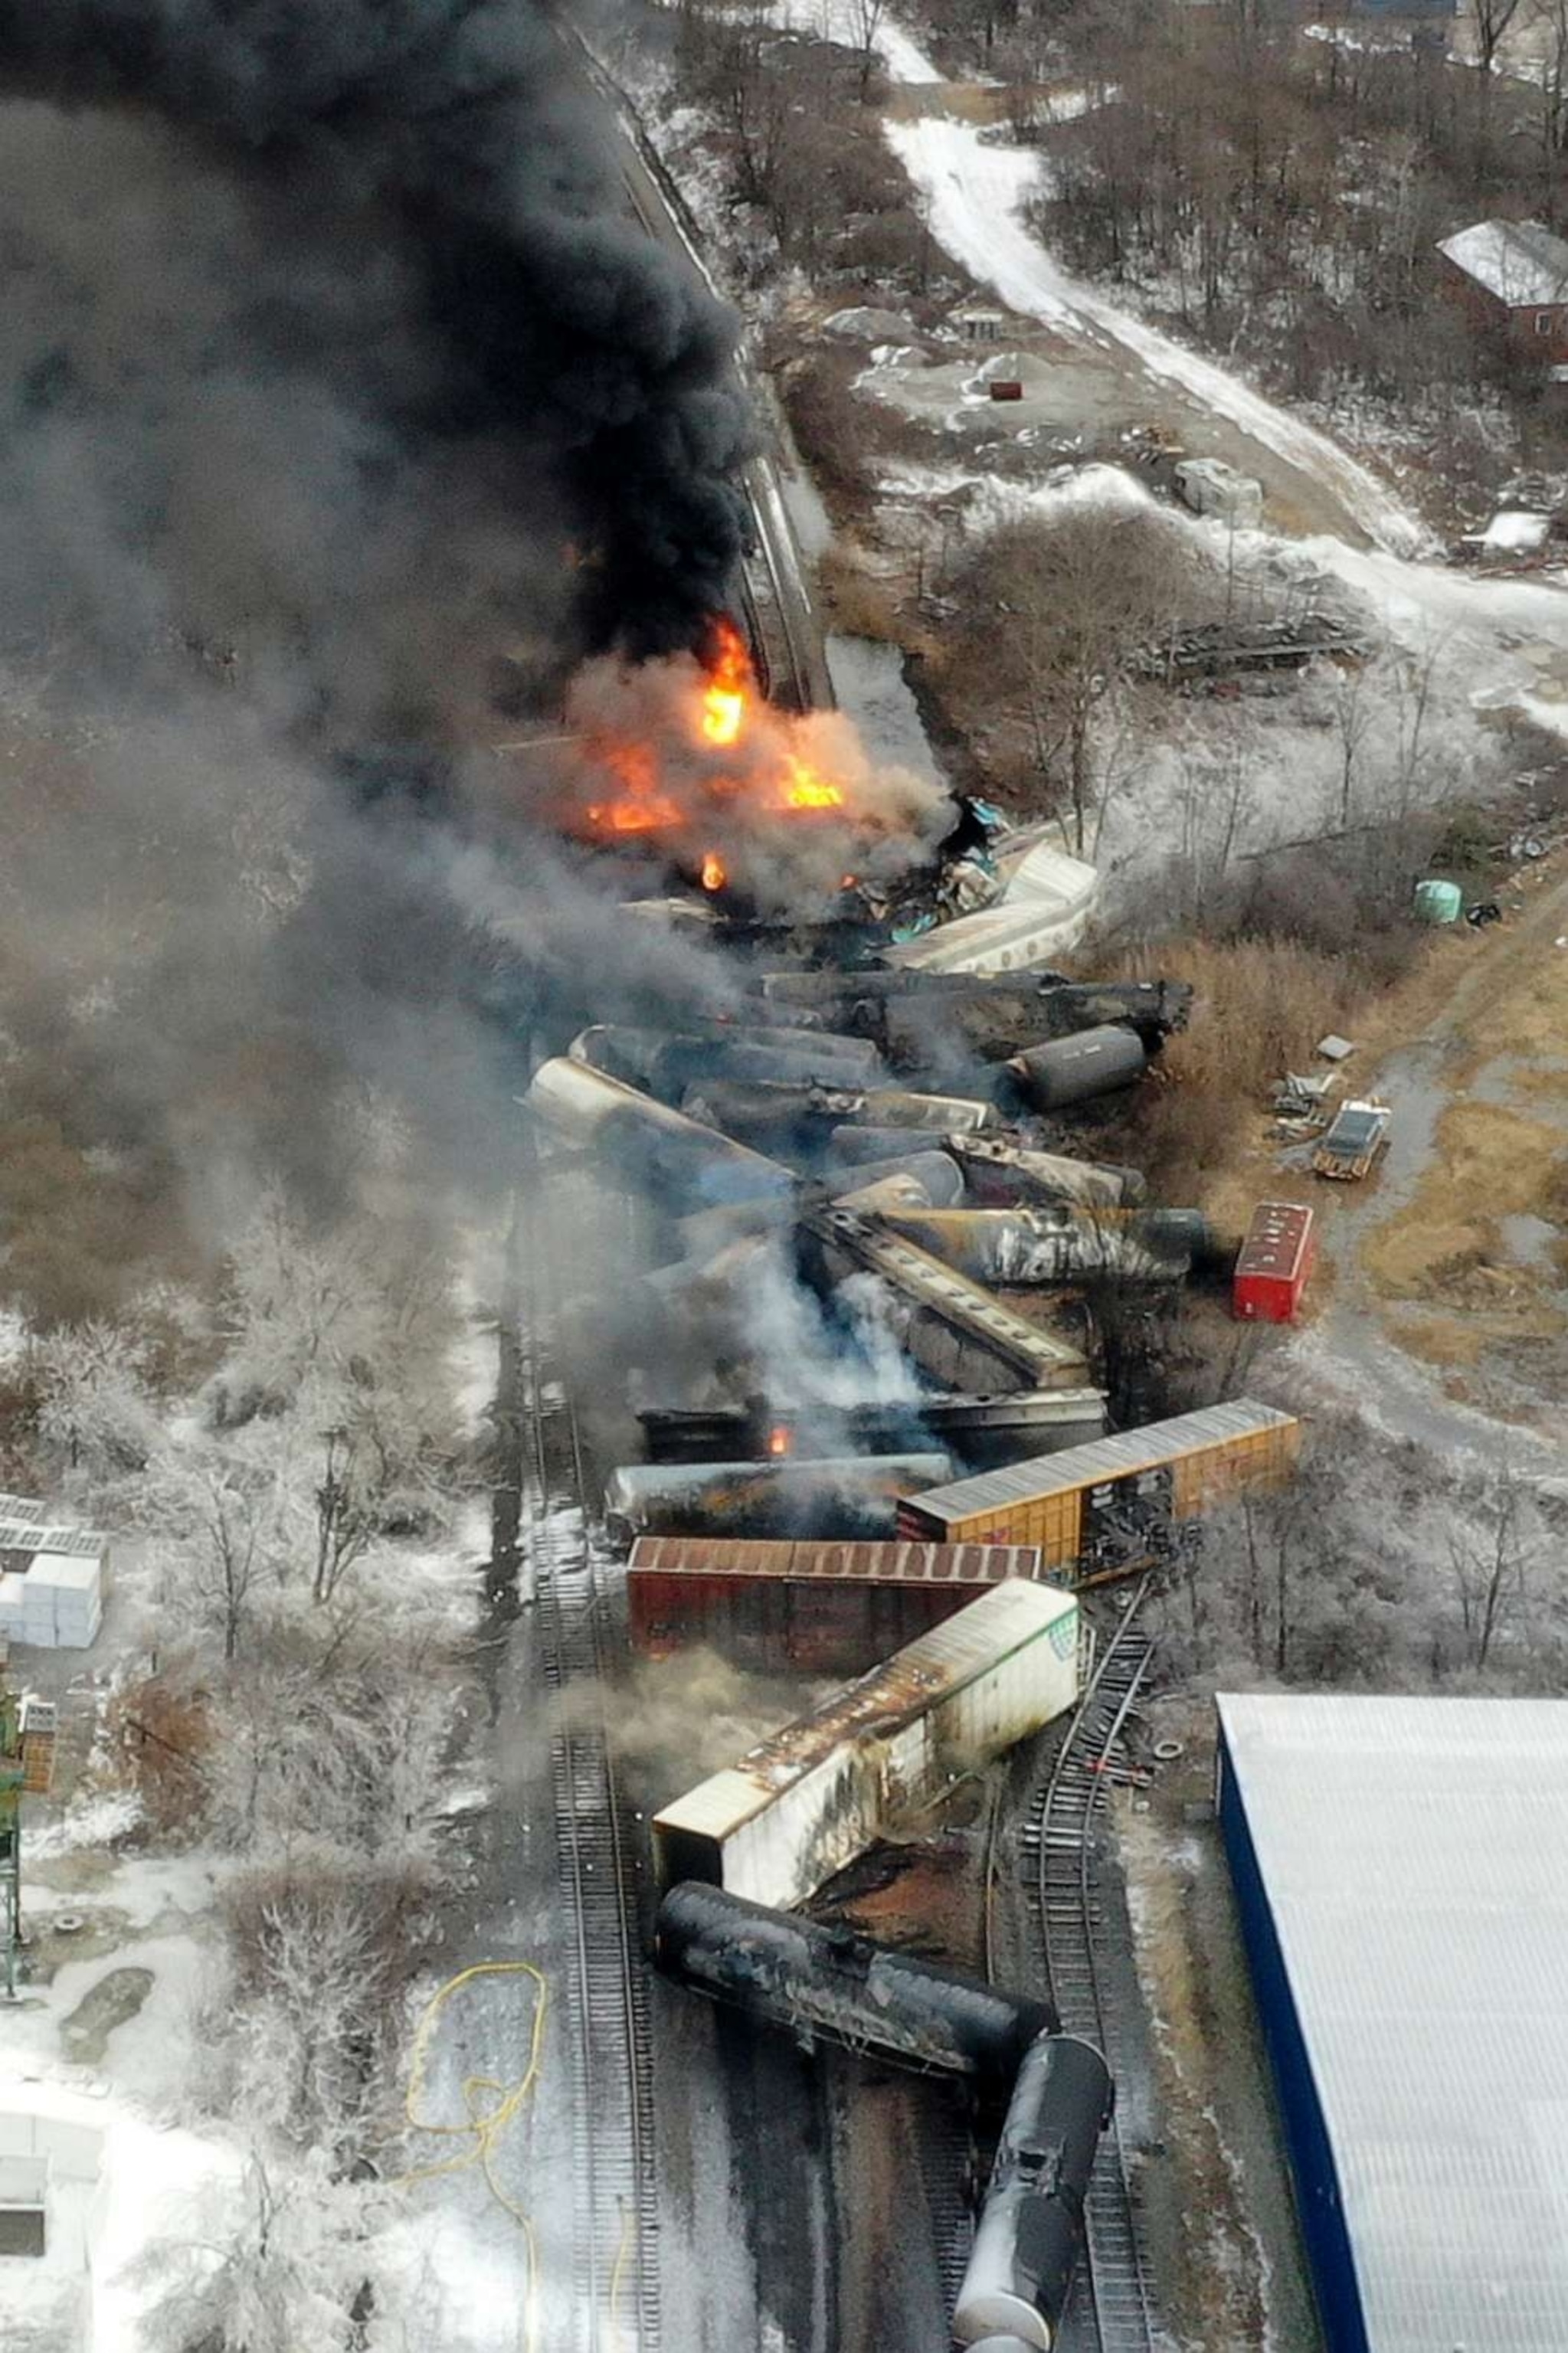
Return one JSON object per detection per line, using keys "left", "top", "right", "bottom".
{"left": 980, "top": 1595, "right": 1158, "bottom": 2353}
{"left": 522, "top": 1232, "right": 662, "bottom": 2352}
{"left": 1021, "top": 1595, "right": 1157, "bottom": 2353}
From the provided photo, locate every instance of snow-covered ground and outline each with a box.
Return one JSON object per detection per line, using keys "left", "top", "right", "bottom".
{"left": 882, "top": 108, "right": 1430, "bottom": 557}
{"left": 770, "top": 0, "right": 941, "bottom": 83}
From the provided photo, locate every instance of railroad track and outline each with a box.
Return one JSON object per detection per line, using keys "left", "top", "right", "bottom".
{"left": 522, "top": 1237, "right": 661, "bottom": 2352}
{"left": 918, "top": 2098, "right": 977, "bottom": 2317}
{"left": 567, "top": 21, "right": 830, "bottom": 717}
{"left": 1017, "top": 1595, "right": 1157, "bottom": 2353}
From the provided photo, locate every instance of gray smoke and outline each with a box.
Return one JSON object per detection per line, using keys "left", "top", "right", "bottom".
{"left": 0, "top": 0, "right": 761, "bottom": 1256}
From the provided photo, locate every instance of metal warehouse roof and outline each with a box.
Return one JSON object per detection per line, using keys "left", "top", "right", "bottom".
{"left": 656, "top": 1578, "right": 1076, "bottom": 1838}
{"left": 628, "top": 1536, "right": 1047, "bottom": 1586}
{"left": 905, "top": 1399, "right": 1295, "bottom": 1527}
{"left": 1219, "top": 1694, "right": 1568, "bottom": 2353}
{"left": 1439, "top": 217, "right": 1568, "bottom": 307}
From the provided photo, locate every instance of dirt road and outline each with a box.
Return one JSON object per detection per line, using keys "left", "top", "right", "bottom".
{"left": 1304, "top": 864, "right": 1568, "bottom": 1467}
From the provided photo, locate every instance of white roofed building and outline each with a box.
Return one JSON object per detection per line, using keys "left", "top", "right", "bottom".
{"left": 1217, "top": 1693, "right": 1568, "bottom": 2353}
{"left": 1438, "top": 219, "right": 1568, "bottom": 371}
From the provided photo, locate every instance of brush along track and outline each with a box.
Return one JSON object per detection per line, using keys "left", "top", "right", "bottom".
{"left": 522, "top": 1244, "right": 661, "bottom": 2351}
{"left": 985, "top": 1595, "right": 1158, "bottom": 2353}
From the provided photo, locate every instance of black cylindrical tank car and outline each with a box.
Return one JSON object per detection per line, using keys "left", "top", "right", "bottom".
{"left": 655, "top": 1883, "right": 1057, "bottom": 2080}
{"left": 953, "top": 2032, "right": 1115, "bottom": 2351}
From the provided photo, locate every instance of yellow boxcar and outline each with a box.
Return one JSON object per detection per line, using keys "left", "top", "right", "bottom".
{"left": 895, "top": 1401, "right": 1300, "bottom": 1581}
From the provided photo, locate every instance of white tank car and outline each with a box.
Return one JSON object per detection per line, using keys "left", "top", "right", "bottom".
{"left": 953, "top": 2033, "right": 1114, "bottom": 2351}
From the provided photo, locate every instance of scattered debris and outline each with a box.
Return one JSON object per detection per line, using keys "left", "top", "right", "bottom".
{"left": 1315, "top": 1034, "right": 1356, "bottom": 1063}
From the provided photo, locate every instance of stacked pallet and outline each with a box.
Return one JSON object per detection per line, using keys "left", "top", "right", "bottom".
{"left": 0, "top": 1524, "right": 110, "bottom": 1651}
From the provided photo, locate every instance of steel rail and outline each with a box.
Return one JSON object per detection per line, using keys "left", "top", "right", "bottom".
{"left": 565, "top": 20, "right": 827, "bottom": 715}
{"left": 522, "top": 1191, "right": 662, "bottom": 2353}
{"left": 1019, "top": 1596, "right": 1157, "bottom": 2353}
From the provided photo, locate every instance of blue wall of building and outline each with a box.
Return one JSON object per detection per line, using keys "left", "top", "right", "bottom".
{"left": 1216, "top": 1721, "right": 1370, "bottom": 2353}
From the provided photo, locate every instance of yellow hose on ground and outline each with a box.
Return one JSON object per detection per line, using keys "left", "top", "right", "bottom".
{"left": 398, "top": 1960, "right": 550, "bottom": 2353}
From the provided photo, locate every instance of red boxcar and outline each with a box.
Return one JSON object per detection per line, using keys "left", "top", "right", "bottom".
{"left": 1232, "top": 1201, "right": 1316, "bottom": 1324}
{"left": 627, "top": 1534, "right": 1046, "bottom": 1675}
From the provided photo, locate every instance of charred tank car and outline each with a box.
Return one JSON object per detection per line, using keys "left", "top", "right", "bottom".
{"left": 953, "top": 2032, "right": 1114, "bottom": 2350}
{"left": 654, "top": 1882, "right": 1056, "bottom": 2080}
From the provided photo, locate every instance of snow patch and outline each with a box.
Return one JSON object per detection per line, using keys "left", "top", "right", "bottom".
{"left": 883, "top": 110, "right": 1431, "bottom": 556}
{"left": 27, "top": 1789, "right": 145, "bottom": 1863}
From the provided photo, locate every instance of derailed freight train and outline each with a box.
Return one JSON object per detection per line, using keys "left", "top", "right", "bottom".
{"left": 654, "top": 1881, "right": 1054, "bottom": 2079}
{"left": 654, "top": 1884, "right": 1113, "bottom": 2351}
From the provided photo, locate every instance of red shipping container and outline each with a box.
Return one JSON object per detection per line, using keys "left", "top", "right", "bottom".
{"left": 989, "top": 380, "right": 1024, "bottom": 401}
{"left": 1233, "top": 1201, "right": 1316, "bottom": 1324}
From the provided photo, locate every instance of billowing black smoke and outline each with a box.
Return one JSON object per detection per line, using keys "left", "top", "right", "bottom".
{"left": 0, "top": 0, "right": 751, "bottom": 702}
{"left": 0, "top": 0, "right": 763, "bottom": 1281}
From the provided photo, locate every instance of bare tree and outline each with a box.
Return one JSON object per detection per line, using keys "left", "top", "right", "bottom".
{"left": 945, "top": 509, "right": 1185, "bottom": 853}
{"left": 197, "top": 1473, "right": 262, "bottom": 1664}
{"left": 313, "top": 1425, "right": 375, "bottom": 1607}
{"left": 1446, "top": 1464, "right": 1541, "bottom": 1669}
{"left": 1331, "top": 659, "right": 1375, "bottom": 832}
{"left": 846, "top": 0, "right": 890, "bottom": 98}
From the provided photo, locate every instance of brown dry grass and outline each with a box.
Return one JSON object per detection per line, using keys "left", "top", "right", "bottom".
{"left": 110, "top": 1670, "right": 214, "bottom": 1836}
{"left": 813, "top": 545, "right": 904, "bottom": 643}
{"left": 1119, "top": 934, "right": 1362, "bottom": 1211}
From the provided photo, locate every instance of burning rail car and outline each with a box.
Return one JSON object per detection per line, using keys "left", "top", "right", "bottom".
{"left": 895, "top": 1400, "right": 1300, "bottom": 1585}
{"left": 654, "top": 1882, "right": 1056, "bottom": 2078}
{"left": 875, "top": 1206, "right": 1206, "bottom": 1286}
{"left": 570, "top": 1020, "right": 886, "bottom": 1098}
{"left": 751, "top": 970, "right": 1192, "bottom": 1068}
{"left": 637, "top": 1386, "right": 1107, "bottom": 1475}
{"left": 601, "top": 1453, "right": 951, "bottom": 1547}
{"left": 525, "top": 1055, "right": 793, "bottom": 1206}
{"left": 683, "top": 1078, "right": 1002, "bottom": 1154}
{"left": 800, "top": 1206, "right": 1092, "bottom": 1396}
{"left": 627, "top": 1533, "right": 1059, "bottom": 1672}
{"left": 651, "top": 1579, "right": 1079, "bottom": 1910}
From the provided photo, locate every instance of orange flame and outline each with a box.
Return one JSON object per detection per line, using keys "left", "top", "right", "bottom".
{"left": 781, "top": 754, "right": 844, "bottom": 811}
{"left": 700, "top": 618, "right": 751, "bottom": 749}
{"left": 577, "top": 615, "right": 851, "bottom": 851}
{"left": 768, "top": 1425, "right": 791, "bottom": 1457}
{"left": 702, "top": 852, "right": 726, "bottom": 892}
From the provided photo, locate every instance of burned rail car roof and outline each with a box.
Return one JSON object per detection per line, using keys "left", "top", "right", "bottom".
{"left": 904, "top": 1400, "right": 1298, "bottom": 1529}
{"left": 656, "top": 1579, "right": 1076, "bottom": 1832}
{"left": 804, "top": 1206, "right": 1088, "bottom": 1386}
{"left": 629, "top": 1535, "right": 1048, "bottom": 1586}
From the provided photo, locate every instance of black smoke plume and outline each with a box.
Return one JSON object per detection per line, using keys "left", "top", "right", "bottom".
{"left": 0, "top": 0, "right": 751, "bottom": 700}
{"left": 0, "top": 0, "right": 761, "bottom": 1283}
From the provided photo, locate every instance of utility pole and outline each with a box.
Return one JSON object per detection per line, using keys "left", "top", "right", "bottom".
{"left": 2, "top": 1664, "right": 25, "bottom": 1999}
{"left": 2, "top": 1651, "right": 56, "bottom": 1999}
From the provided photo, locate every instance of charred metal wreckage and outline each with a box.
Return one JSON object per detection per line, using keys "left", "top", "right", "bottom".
{"left": 519, "top": 815, "right": 1291, "bottom": 2350}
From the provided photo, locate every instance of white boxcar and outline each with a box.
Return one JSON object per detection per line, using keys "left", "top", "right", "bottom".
{"left": 652, "top": 1578, "right": 1079, "bottom": 1910}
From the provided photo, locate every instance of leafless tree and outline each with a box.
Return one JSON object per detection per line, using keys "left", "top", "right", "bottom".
{"left": 846, "top": 0, "right": 890, "bottom": 98}
{"left": 195, "top": 1472, "right": 263, "bottom": 1664}
{"left": 1446, "top": 1464, "right": 1541, "bottom": 1669}
{"left": 945, "top": 509, "right": 1185, "bottom": 852}
{"left": 313, "top": 1425, "right": 375, "bottom": 1606}
{"left": 1332, "top": 659, "right": 1375, "bottom": 832}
